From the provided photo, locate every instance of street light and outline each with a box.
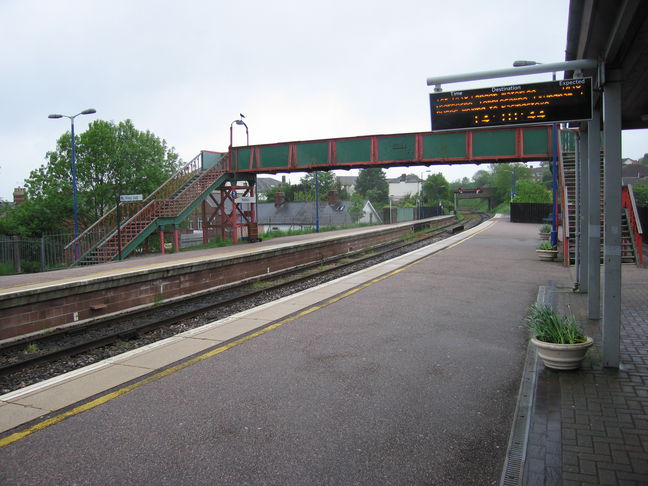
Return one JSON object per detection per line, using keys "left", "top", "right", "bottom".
{"left": 48, "top": 108, "right": 97, "bottom": 242}
{"left": 229, "top": 116, "right": 249, "bottom": 148}
{"left": 513, "top": 60, "right": 559, "bottom": 246}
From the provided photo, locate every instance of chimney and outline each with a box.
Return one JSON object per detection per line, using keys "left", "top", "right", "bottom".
{"left": 13, "top": 187, "right": 26, "bottom": 206}
{"left": 328, "top": 190, "right": 338, "bottom": 206}
{"left": 274, "top": 190, "right": 285, "bottom": 207}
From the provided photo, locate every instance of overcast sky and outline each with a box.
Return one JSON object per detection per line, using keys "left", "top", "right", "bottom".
{"left": 1, "top": 0, "right": 646, "bottom": 201}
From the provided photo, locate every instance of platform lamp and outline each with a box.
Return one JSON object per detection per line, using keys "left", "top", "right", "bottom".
{"left": 48, "top": 108, "right": 97, "bottom": 243}
{"left": 229, "top": 115, "right": 249, "bottom": 149}
{"left": 513, "top": 60, "right": 559, "bottom": 246}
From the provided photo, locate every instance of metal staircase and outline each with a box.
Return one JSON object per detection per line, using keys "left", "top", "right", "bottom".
{"left": 560, "top": 149, "right": 641, "bottom": 265}
{"left": 64, "top": 152, "right": 232, "bottom": 266}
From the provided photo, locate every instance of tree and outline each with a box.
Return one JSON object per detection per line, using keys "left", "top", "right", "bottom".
{"left": 5, "top": 119, "right": 180, "bottom": 236}
{"left": 349, "top": 193, "right": 366, "bottom": 222}
{"left": 355, "top": 168, "right": 388, "bottom": 208}
{"left": 512, "top": 180, "right": 552, "bottom": 203}
{"left": 472, "top": 169, "right": 492, "bottom": 188}
{"left": 296, "top": 171, "right": 336, "bottom": 201}
{"left": 490, "top": 163, "right": 533, "bottom": 205}
{"left": 421, "top": 172, "right": 450, "bottom": 205}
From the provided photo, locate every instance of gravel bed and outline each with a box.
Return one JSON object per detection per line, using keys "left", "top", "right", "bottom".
{"left": 0, "top": 216, "right": 485, "bottom": 394}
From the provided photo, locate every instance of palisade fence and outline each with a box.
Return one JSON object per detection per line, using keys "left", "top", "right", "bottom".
{"left": 510, "top": 203, "right": 555, "bottom": 224}
{"left": 0, "top": 233, "right": 77, "bottom": 275}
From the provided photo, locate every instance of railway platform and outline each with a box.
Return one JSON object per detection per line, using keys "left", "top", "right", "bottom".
{"left": 0, "top": 217, "right": 453, "bottom": 342}
{"left": 0, "top": 215, "right": 646, "bottom": 484}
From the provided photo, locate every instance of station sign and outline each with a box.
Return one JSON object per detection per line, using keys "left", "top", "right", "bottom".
{"left": 119, "top": 194, "right": 143, "bottom": 202}
{"left": 235, "top": 196, "right": 255, "bottom": 204}
{"left": 429, "top": 78, "right": 592, "bottom": 131}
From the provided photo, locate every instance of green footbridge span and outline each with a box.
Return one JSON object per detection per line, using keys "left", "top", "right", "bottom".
{"left": 65, "top": 125, "right": 556, "bottom": 266}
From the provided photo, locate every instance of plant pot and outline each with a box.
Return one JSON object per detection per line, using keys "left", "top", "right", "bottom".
{"left": 531, "top": 336, "right": 594, "bottom": 370}
{"left": 536, "top": 249, "right": 557, "bottom": 261}
{"left": 539, "top": 232, "right": 550, "bottom": 240}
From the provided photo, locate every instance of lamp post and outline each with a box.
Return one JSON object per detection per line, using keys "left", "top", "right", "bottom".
{"left": 514, "top": 60, "right": 559, "bottom": 246}
{"left": 315, "top": 171, "right": 320, "bottom": 232}
{"left": 48, "top": 108, "right": 97, "bottom": 241}
{"left": 229, "top": 117, "right": 249, "bottom": 148}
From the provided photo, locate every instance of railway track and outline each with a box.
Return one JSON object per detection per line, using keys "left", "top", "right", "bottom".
{"left": 0, "top": 213, "right": 488, "bottom": 393}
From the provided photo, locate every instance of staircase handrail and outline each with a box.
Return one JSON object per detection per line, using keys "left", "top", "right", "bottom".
{"left": 63, "top": 201, "right": 145, "bottom": 264}
{"left": 625, "top": 184, "right": 644, "bottom": 236}
{"left": 141, "top": 152, "right": 203, "bottom": 204}
{"left": 161, "top": 156, "right": 228, "bottom": 218}
{"left": 63, "top": 153, "right": 204, "bottom": 264}
{"left": 559, "top": 148, "right": 571, "bottom": 239}
{"left": 98, "top": 155, "right": 229, "bottom": 260}
{"left": 622, "top": 185, "right": 643, "bottom": 265}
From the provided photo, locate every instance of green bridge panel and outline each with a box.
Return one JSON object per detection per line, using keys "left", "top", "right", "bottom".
{"left": 422, "top": 132, "right": 466, "bottom": 159}
{"left": 296, "top": 141, "right": 328, "bottom": 167}
{"left": 233, "top": 147, "right": 251, "bottom": 171}
{"left": 524, "top": 128, "right": 550, "bottom": 155}
{"left": 472, "top": 130, "right": 516, "bottom": 157}
{"left": 336, "top": 138, "right": 371, "bottom": 164}
{"left": 378, "top": 135, "right": 416, "bottom": 162}
{"left": 259, "top": 145, "right": 291, "bottom": 169}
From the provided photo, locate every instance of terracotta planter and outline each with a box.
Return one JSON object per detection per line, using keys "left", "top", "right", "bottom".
{"left": 536, "top": 249, "right": 557, "bottom": 261}
{"left": 531, "top": 336, "right": 594, "bottom": 370}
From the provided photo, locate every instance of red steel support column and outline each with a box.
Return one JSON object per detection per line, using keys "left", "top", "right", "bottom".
{"left": 160, "top": 230, "right": 165, "bottom": 255}
{"left": 202, "top": 201, "right": 208, "bottom": 244}
{"left": 174, "top": 228, "right": 180, "bottom": 252}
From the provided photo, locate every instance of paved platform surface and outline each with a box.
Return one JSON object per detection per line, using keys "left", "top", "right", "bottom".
{"left": 0, "top": 216, "right": 645, "bottom": 485}
{"left": 523, "top": 264, "right": 648, "bottom": 486}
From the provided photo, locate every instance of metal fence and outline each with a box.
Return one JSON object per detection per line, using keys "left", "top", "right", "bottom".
{"left": 0, "top": 233, "right": 75, "bottom": 274}
{"left": 510, "top": 203, "right": 554, "bottom": 224}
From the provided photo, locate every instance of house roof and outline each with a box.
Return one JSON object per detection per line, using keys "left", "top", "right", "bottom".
{"left": 256, "top": 177, "right": 282, "bottom": 193}
{"left": 622, "top": 164, "right": 648, "bottom": 178}
{"left": 387, "top": 174, "right": 421, "bottom": 184}
{"left": 257, "top": 201, "right": 353, "bottom": 226}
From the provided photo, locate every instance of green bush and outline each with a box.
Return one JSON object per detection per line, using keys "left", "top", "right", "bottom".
{"left": 632, "top": 184, "right": 648, "bottom": 206}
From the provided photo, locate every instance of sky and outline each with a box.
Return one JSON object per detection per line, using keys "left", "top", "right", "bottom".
{"left": 1, "top": 0, "right": 646, "bottom": 201}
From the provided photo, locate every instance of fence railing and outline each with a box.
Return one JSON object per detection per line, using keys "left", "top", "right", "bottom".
{"left": 0, "top": 232, "right": 89, "bottom": 275}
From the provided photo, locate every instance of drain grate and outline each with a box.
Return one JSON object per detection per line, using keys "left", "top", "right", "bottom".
{"left": 499, "top": 342, "right": 538, "bottom": 486}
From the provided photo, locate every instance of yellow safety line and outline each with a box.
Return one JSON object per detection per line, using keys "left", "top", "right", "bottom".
{"left": 0, "top": 219, "right": 496, "bottom": 447}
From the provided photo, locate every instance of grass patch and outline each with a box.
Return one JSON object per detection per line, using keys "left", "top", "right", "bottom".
{"left": 23, "top": 343, "right": 39, "bottom": 354}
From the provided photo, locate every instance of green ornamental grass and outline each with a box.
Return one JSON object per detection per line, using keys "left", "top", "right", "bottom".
{"left": 525, "top": 303, "right": 587, "bottom": 344}
{"left": 537, "top": 241, "right": 556, "bottom": 250}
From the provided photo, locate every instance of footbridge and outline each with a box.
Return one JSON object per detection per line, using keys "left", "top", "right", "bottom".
{"left": 65, "top": 125, "right": 556, "bottom": 266}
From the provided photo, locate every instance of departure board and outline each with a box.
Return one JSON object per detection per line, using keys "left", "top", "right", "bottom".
{"left": 429, "top": 78, "right": 592, "bottom": 131}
